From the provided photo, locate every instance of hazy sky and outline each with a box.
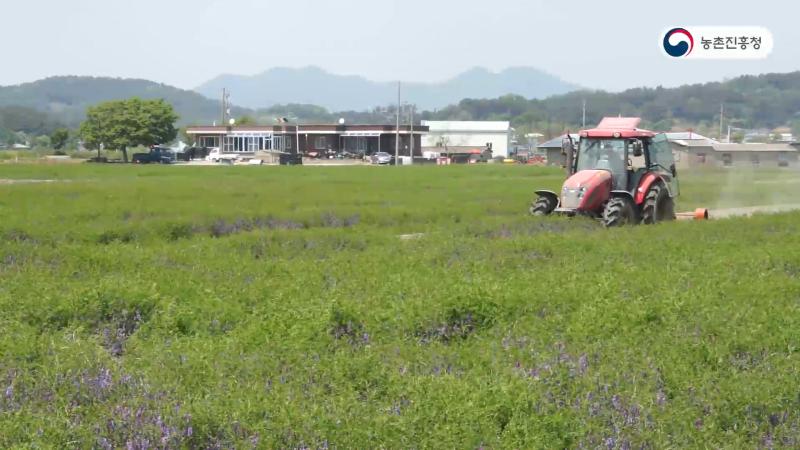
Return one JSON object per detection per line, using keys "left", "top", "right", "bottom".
{"left": 3, "top": 0, "right": 798, "bottom": 92}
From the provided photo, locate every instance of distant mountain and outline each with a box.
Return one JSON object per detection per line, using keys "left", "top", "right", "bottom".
{"left": 0, "top": 76, "right": 248, "bottom": 127}
{"left": 195, "top": 66, "right": 579, "bottom": 111}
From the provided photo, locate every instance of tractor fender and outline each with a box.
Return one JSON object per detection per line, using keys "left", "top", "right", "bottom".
{"left": 609, "top": 190, "right": 635, "bottom": 202}
{"left": 535, "top": 190, "right": 560, "bottom": 206}
{"left": 634, "top": 173, "right": 665, "bottom": 205}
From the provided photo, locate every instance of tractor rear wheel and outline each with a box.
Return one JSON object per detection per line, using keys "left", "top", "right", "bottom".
{"left": 602, "top": 197, "right": 636, "bottom": 227}
{"left": 530, "top": 196, "right": 557, "bottom": 216}
{"left": 641, "top": 182, "right": 675, "bottom": 224}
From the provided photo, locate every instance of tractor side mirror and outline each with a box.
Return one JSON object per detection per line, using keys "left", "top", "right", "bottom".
{"left": 632, "top": 140, "right": 643, "bottom": 157}
{"left": 670, "top": 163, "right": 677, "bottom": 178}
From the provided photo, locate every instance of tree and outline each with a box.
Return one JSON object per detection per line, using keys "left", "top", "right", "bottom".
{"left": 790, "top": 119, "right": 800, "bottom": 141}
{"left": 34, "top": 135, "right": 51, "bottom": 149}
{"left": 0, "top": 128, "right": 14, "bottom": 147}
{"left": 50, "top": 128, "right": 69, "bottom": 150}
{"left": 236, "top": 115, "right": 256, "bottom": 125}
{"left": 79, "top": 98, "right": 178, "bottom": 162}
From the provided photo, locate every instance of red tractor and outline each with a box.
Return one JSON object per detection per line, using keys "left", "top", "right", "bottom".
{"left": 531, "top": 117, "right": 679, "bottom": 227}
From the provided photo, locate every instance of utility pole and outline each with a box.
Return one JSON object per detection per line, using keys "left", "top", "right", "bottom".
{"left": 395, "top": 82, "right": 400, "bottom": 165}
{"left": 295, "top": 120, "right": 301, "bottom": 155}
{"left": 409, "top": 104, "right": 414, "bottom": 161}
{"left": 719, "top": 103, "right": 724, "bottom": 141}
{"left": 221, "top": 88, "right": 226, "bottom": 126}
{"left": 582, "top": 99, "right": 586, "bottom": 128}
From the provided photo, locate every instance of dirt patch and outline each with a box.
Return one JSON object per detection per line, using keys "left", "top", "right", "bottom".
{"left": 0, "top": 179, "right": 62, "bottom": 185}
{"left": 709, "top": 204, "right": 800, "bottom": 219}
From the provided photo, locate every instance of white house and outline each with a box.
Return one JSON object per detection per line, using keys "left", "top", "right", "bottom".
{"left": 420, "top": 121, "right": 511, "bottom": 158}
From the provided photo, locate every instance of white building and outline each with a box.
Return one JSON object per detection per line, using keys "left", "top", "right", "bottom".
{"left": 420, "top": 121, "right": 511, "bottom": 158}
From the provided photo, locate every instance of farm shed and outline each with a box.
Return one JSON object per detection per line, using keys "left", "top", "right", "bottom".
{"left": 420, "top": 121, "right": 511, "bottom": 158}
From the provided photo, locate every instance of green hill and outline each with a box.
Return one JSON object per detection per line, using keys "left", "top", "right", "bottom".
{"left": 3, "top": 72, "right": 800, "bottom": 142}
{"left": 422, "top": 71, "right": 800, "bottom": 135}
{"left": 0, "top": 76, "right": 248, "bottom": 128}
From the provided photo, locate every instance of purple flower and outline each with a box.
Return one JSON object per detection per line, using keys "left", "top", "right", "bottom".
{"left": 4, "top": 385, "right": 12, "bottom": 400}
{"left": 185, "top": 426, "right": 193, "bottom": 437}
{"left": 625, "top": 405, "right": 640, "bottom": 426}
{"left": 578, "top": 354, "right": 589, "bottom": 374}
{"left": 656, "top": 390, "right": 667, "bottom": 406}
{"left": 694, "top": 418, "right": 703, "bottom": 430}
{"left": 611, "top": 395, "right": 622, "bottom": 411}
{"left": 605, "top": 436, "right": 616, "bottom": 449}
{"left": 94, "top": 368, "right": 112, "bottom": 391}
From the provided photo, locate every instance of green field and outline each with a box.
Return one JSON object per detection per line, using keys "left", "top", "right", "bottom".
{"left": 1, "top": 164, "right": 800, "bottom": 448}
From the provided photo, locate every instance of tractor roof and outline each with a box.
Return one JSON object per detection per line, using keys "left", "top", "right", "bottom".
{"left": 580, "top": 117, "right": 655, "bottom": 138}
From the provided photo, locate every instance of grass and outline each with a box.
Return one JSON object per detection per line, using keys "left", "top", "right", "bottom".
{"left": 1, "top": 163, "right": 800, "bottom": 448}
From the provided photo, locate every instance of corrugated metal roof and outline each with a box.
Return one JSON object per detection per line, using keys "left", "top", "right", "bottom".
{"left": 712, "top": 143, "right": 797, "bottom": 152}
{"left": 665, "top": 131, "right": 717, "bottom": 142}
{"left": 421, "top": 120, "right": 510, "bottom": 132}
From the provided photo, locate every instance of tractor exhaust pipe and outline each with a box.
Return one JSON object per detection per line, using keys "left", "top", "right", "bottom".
{"left": 676, "top": 208, "right": 709, "bottom": 221}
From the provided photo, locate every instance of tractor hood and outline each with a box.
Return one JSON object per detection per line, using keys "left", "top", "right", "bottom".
{"left": 560, "top": 170, "right": 613, "bottom": 210}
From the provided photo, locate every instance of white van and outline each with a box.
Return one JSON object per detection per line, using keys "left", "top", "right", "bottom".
{"left": 422, "top": 150, "right": 441, "bottom": 160}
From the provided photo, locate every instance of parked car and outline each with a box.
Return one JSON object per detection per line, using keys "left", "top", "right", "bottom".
{"left": 181, "top": 146, "right": 209, "bottom": 161}
{"left": 279, "top": 153, "right": 303, "bottom": 165}
{"left": 422, "top": 150, "right": 441, "bottom": 160}
{"left": 205, "top": 148, "right": 222, "bottom": 162}
{"left": 370, "top": 152, "right": 393, "bottom": 165}
{"left": 132, "top": 146, "right": 175, "bottom": 164}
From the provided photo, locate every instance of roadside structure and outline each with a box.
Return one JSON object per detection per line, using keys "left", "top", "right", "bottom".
{"left": 420, "top": 121, "right": 511, "bottom": 158}
{"left": 537, "top": 134, "right": 579, "bottom": 166}
{"left": 186, "top": 124, "right": 426, "bottom": 157}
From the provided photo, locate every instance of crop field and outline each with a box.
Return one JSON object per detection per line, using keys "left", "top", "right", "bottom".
{"left": 1, "top": 163, "right": 800, "bottom": 448}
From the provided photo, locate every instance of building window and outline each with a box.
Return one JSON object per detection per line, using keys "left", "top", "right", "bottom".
{"left": 285, "top": 137, "right": 292, "bottom": 150}
{"left": 722, "top": 153, "right": 732, "bottom": 166}
{"left": 314, "top": 136, "right": 328, "bottom": 149}
{"left": 248, "top": 137, "right": 260, "bottom": 152}
{"left": 199, "top": 136, "right": 219, "bottom": 148}
{"left": 223, "top": 134, "right": 272, "bottom": 153}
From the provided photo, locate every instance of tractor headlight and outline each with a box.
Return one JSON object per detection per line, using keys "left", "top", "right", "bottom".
{"left": 577, "top": 186, "right": 587, "bottom": 198}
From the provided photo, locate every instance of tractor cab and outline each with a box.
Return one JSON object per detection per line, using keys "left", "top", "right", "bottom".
{"left": 531, "top": 117, "right": 679, "bottom": 227}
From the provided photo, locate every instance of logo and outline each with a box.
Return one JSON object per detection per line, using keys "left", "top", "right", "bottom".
{"left": 663, "top": 27, "right": 694, "bottom": 57}
{"left": 660, "top": 26, "right": 773, "bottom": 60}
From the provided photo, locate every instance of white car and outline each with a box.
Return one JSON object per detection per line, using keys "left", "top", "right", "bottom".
{"left": 370, "top": 152, "right": 393, "bottom": 165}
{"left": 205, "top": 148, "right": 222, "bottom": 162}
{"left": 422, "top": 150, "right": 441, "bottom": 160}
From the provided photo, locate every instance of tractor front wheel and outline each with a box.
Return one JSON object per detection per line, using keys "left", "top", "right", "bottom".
{"left": 602, "top": 197, "right": 636, "bottom": 227}
{"left": 530, "top": 196, "right": 557, "bottom": 216}
{"left": 641, "top": 182, "right": 675, "bottom": 224}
